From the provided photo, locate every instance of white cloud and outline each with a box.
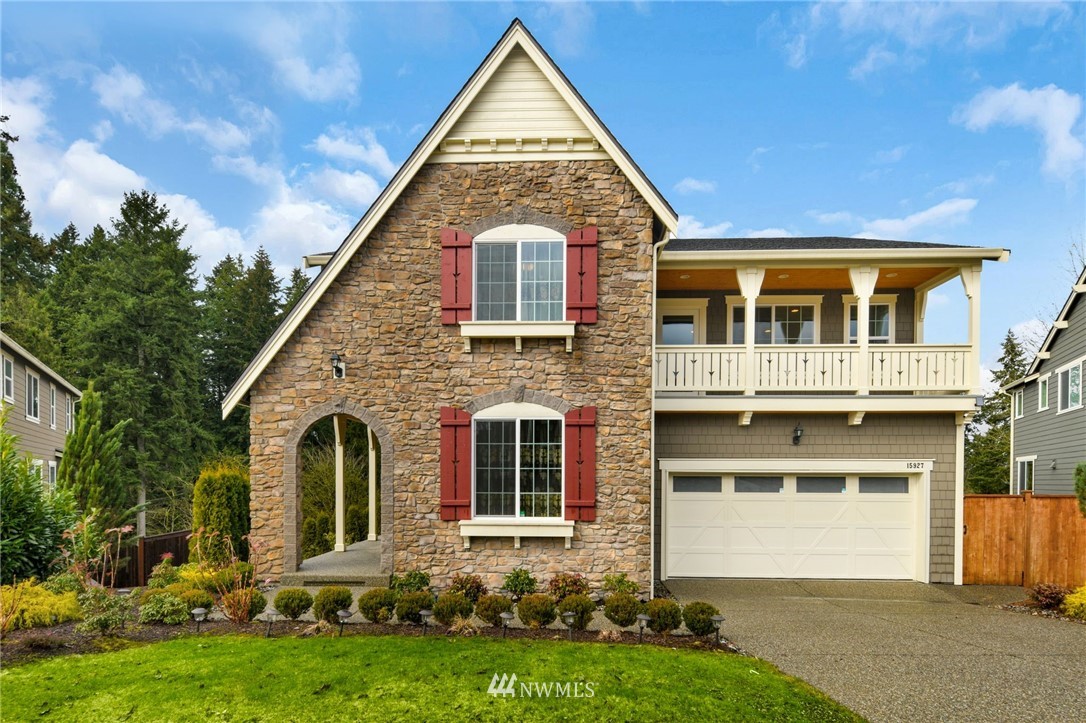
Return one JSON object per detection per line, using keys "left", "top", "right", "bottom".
{"left": 161, "top": 193, "right": 247, "bottom": 266}
{"left": 674, "top": 177, "right": 716, "bottom": 194}
{"left": 310, "top": 125, "right": 397, "bottom": 178}
{"left": 747, "top": 146, "right": 772, "bottom": 173}
{"left": 927, "top": 291, "right": 950, "bottom": 307}
{"left": 92, "top": 65, "right": 251, "bottom": 152}
{"left": 784, "top": 33, "right": 809, "bottom": 69}
{"left": 743, "top": 228, "right": 794, "bottom": 238}
{"left": 874, "top": 145, "right": 910, "bottom": 164}
{"left": 858, "top": 198, "right": 978, "bottom": 238}
{"left": 808, "top": 210, "right": 857, "bottom": 225}
{"left": 212, "top": 155, "right": 285, "bottom": 189}
{"left": 251, "top": 8, "right": 361, "bottom": 102}
{"left": 535, "top": 1, "right": 595, "bottom": 57}
{"left": 932, "top": 173, "right": 996, "bottom": 195}
{"left": 952, "top": 83, "right": 1084, "bottom": 180}
{"left": 677, "top": 215, "right": 733, "bottom": 238}
{"left": 306, "top": 168, "right": 381, "bottom": 210}
{"left": 849, "top": 45, "right": 897, "bottom": 80}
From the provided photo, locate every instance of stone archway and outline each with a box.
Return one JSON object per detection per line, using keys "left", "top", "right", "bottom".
{"left": 283, "top": 398, "right": 395, "bottom": 574}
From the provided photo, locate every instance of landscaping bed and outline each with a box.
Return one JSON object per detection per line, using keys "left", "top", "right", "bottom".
{"left": 998, "top": 601, "right": 1086, "bottom": 624}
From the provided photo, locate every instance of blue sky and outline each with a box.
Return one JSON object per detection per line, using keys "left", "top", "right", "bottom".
{"left": 2, "top": 2, "right": 1084, "bottom": 379}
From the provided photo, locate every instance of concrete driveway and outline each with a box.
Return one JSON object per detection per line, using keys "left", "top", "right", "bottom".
{"left": 668, "top": 580, "right": 1086, "bottom": 723}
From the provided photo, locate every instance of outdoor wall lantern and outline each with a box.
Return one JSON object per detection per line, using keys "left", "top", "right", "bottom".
{"left": 330, "top": 352, "right": 346, "bottom": 379}
{"left": 792, "top": 423, "right": 804, "bottom": 446}
{"left": 500, "top": 611, "right": 515, "bottom": 638}
{"left": 264, "top": 607, "right": 278, "bottom": 638}
{"left": 191, "top": 607, "right": 208, "bottom": 633}
{"left": 561, "top": 611, "right": 576, "bottom": 640}
{"left": 420, "top": 609, "right": 433, "bottom": 634}
{"left": 710, "top": 614, "right": 725, "bottom": 645}
{"left": 636, "top": 613, "right": 651, "bottom": 644}
{"left": 336, "top": 609, "right": 352, "bottom": 637}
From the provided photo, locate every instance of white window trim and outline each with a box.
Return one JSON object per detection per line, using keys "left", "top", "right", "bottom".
{"left": 1013, "top": 455, "right": 1037, "bottom": 495}
{"left": 656, "top": 298, "right": 709, "bottom": 346}
{"left": 473, "top": 224, "right": 566, "bottom": 324}
{"left": 1038, "top": 374, "right": 1050, "bottom": 412}
{"left": 843, "top": 294, "right": 898, "bottom": 344}
{"left": 1013, "top": 388, "right": 1024, "bottom": 419}
{"left": 1, "top": 354, "right": 13, "bottom": 403}
{"left": 49, "top": 384, "right": 57, "bottom": 429}
{"left": 1055, "top": 357, "right": 1084, "bottom": 415}
{"left": 725, "top": 295, "right": 823, "bottom": 345}
{"left": 66, "top": 394, "right": 74, "bottom": 432}
{"left": 25, "top": 369, "right": 40, "bottom": 423}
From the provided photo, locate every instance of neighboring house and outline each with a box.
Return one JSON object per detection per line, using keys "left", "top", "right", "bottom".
{"left": 0, "top": 331, "right": 81, "bottom": 488}
{"left": 1004, "top": 266, "right": 1086, "bottom": 495}
{"left": 223, "top": 20, "right": 1007, "bottom": 590}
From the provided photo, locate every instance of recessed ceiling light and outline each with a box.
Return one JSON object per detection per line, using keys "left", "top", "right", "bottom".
{"left": 777, "top": 273, "right": 790, "bottom": 279}
{"left": 886, "top": 272, "right": 899, "bottom": 278}
{"left": 679, "top": 274, "right": 691, "bottom": 280}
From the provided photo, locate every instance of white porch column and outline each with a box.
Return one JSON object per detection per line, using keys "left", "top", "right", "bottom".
{"left": 333, "top": 414, "right": 347, "bottom": 552}
{"left": 849, "top": 266, "right": 879, "bottom": 395}
{"left": 367, "top": 426, "right": 378, "bottom": 541}
{"left": 915, "top": 289, "right": 928, "bottom": 344}
{"left": 736, "top": 267, "right": 765, "bottom": 395}
{"left": 960, "top": 265, "right": 982, "bottom": 395}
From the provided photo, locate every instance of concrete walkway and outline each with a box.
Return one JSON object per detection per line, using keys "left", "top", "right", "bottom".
{"left": 668, "top": 579, "right": 1086, "bottom": 723}
{"left": 279, "top": 540, "right": 386, "bottom": 587}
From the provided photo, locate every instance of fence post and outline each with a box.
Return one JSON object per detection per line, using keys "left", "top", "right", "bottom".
{"left": 1022, "top": 491, "right": 1033, "bottom": 588}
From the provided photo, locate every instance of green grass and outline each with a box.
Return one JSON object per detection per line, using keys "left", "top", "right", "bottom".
{"left": 0, "top": 635, "right": 861, "bottom": 722}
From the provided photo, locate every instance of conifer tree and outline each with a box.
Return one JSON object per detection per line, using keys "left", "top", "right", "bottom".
{"left": 965, "top": 330, "right": 1029, "bottom": 493}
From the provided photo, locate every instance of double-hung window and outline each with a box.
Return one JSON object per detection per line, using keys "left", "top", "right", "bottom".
{"left": 2, "top": 355, "right": 13, "bottom": 402}
{"left": 50, "top": 385, "right": 57, "bottom": 429}
{"left": 25, "top": 370, "right": 40, "bottom": 422}
{"left": 474, "top": 404, "right": 563, "bottom": 519}
{"left": 1013, "top": 389, "right": 1024, "bottom": 419}
{"left": 1057, "top": 361, "right": 1082, "bottom": 413}
{"left": 475, "top": 230, "right": 564, "bottom": 323}
{"left": 846, "top": 297, "right": 895, "bottom": 344}
{"left": 66, "top": 395, "right": 74, "bottom": 432}
{"left": 731, "top": 303, "right": 817, "bottom": 344}
{"left": 1038, "top": 375, "right": 1050, "bottom": 411}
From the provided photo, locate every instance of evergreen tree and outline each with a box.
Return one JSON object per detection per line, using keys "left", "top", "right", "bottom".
{"left": 282, "top": 267, "right": 310, "bottom": 315}
{"left": 965, "top": 330, "right": 1029, "bottom": 493}
{"left": 0, "top": 119, "right": 51, "bottom": 292}
{"left": 0, "top": 284, "right": 60, "bottom": 367}
{"left": 56, "top": 381, "right": 132, "bottom": 525}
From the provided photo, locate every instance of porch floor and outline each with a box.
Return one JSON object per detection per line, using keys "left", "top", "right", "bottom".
{"left": 279, "top": 539, "right": 387, "bottom": 587}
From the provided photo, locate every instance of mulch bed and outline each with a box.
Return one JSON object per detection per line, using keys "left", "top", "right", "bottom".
{"left": 1, "top": 619, "right": 741, "bottom": 668}
{"left": 998, "top": 600, "right": 1086, "bottom": 624}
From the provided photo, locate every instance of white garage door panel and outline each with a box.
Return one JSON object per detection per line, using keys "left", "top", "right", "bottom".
{"left": 667, "top": 473, "right": 918, "bottom": 580}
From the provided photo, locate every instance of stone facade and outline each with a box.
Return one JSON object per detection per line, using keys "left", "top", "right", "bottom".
{"left": 248, "top": 159, "right": 656, "bottom": 589}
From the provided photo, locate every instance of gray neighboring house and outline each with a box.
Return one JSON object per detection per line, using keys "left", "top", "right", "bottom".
{"left": 1005, "top": 266, "right": 1086, "bottom": 495}
{"left": 0, "top": 331, "right": 82, "bottom": 488}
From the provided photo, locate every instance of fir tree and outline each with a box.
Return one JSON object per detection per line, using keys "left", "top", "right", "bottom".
{"left": 0, "top": 119, "right": 51, "bottom": 291}
{"left": 965, "top": 330, "right": 1029, "bottom": 493}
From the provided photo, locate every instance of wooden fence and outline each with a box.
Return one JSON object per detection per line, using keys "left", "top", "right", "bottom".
{"left": 113, "top": 530, "right": 191, "bottom": 588}
{"left": 963, "top": 493, "right": 1086, "bottom": 588}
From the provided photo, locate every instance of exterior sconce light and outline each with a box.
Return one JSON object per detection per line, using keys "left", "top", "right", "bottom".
{"left": 792, "top": 423, "right": 804, "bottom": 446}
{"left": 264, "top": 607, "right": 278, "bottom": 638}
{"left": 500, "top": 611, "right": 514, "bottom": 638}
{"left": 191, "top": 607, "right": 208, "bottom": 633}
{"left": 336, "top": 609, "right": 352, "bottom": 636}
{"left": 420, "top": 609, "right": 433, "bottom": 634}
{"left": 561, "top": 610, "right": 576, "bottom": 640}
{"left": 330, "top": 352, "right": 345, "bottom": 379}
{"left": 710, "top": 614, "right": 725, "bottom": 645}
{"left": 1050, "top": 460, "right": 1057, "bottom": 470}
{"left": 636, "top": 613, "right": 651, "bottom": 643}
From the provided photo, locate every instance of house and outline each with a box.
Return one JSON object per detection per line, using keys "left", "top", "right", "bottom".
{"left": 1004, "top": 266, "right": 1086, "bottom": 495}
{"left": 223, "top": 20, "right": 1008, "bottom": 590}
{"left": 1, "top": 331, "right": 81, "bottom": 487}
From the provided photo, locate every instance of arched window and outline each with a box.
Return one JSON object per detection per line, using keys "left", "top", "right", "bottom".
{"left": 474, "top": 225, "right": 566, "bottom": 323}
{"left": 473, "top": 402, "right": 564, "bottom": 518}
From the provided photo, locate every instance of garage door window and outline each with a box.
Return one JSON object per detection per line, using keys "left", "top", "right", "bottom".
{"left": 859, "top": 477, "right": 909, "bottom": 493}
{"left": 734, "top": 476, "right": 784, "bottom": 493}
{"left": 796, "top": 476, "right": 846, "bottom": 493}
{"left": 673, "top": 476, "right": 722, "bottom": 493}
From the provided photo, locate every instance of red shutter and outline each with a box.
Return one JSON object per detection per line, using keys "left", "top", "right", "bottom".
{"left": 440, "top": 228, "right": 472, "bottom": 324}
{"left": 439, "top": 407, "right": 472, "bottom": 520}
{"left": 564, "top": 406, "right": 597, "bottom": 521}
{"left": 566, "top": 226, "right": 598, "bottom": 324}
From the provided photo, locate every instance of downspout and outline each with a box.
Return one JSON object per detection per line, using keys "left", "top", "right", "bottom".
{"left": 649, "top": 229, "right": 672, "bottom": 599}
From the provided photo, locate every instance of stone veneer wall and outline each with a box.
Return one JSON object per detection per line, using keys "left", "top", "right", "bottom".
{"left": 248, "top": 160, "right": 656, "bottom": 589}
{"left": 654, "top": 413, "right": 959, "bottom": 583}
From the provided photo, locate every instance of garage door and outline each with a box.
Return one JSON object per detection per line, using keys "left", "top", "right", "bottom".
{"left": 666, "top": 473, "right": 918, "bottom": 579}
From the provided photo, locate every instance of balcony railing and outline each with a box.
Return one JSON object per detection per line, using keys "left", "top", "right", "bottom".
{"left": 654, "top": 344, "right": 973, "bottom": 394}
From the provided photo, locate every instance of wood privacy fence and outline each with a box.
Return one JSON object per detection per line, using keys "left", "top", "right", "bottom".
{"left": 963, "top": 493, "right": 1086, "bottom": 588}
{"left": 113, "top": 530, "right": 191, "bottom": 588}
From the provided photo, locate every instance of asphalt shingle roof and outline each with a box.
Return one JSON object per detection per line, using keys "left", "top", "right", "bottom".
{"left": 666, "top": 237, "right": 977, "bottom": 252}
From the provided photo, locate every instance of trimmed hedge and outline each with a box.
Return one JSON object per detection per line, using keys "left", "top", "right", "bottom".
{"left": 396, "top": 591, "right": 435, "bottom": 624}
{"left": 682, "top": 601, "right": 721, "bottom": 636}
{"left": 313, "top": 586, "right": 353, "bottom": 624}
{"left": 189, "top": 458, "right": 250, "bottom": 564}
{"left": 517, "top": 593, "right": 557, "bottom": 629}
{"left": 646, "top": 598, "right": 682, "bottom": 635}
{"left": 274, "top": 588, "right": 313, "bottom": 620}
{"left": 557, "top": 593, "right": 595, "bottom": 631}
{"left": 604, "top": 592, "right": 642, "bottom": 628}
{"left": 432, "top": 592, "right": 474, "bottom": 626}
{"left": 358, "top": 588, "right": 398, "bottom": 623}
{"left": 475, "top": 594, "right": 513, "bottom": 627}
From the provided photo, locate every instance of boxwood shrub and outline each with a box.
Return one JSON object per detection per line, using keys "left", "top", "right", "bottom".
{"left": 646, "top": 598, "right": 682, "bottom": 635}
{"left": 682, "top": 601, "right": 721, "bottom": 636}
{"left": 557, "top": 593, "right": 595, "bottom": 631}
{"left": 475, "top": 594, "right": 513, "bottom": 627}
{"left": 603, "top": 592, "right": 642, "bottom": 628}
{"left": 312, "top": 586, "right": 353, "bottom": 624}
{"left": 274, "top": 588, "right": 313, "bottom": 620}
{"left": 517, "top": 593, "right": 557, "bottom": 629}
{"left": 358, "top": 587, "right": 399, "bottom": 623}
{"left": 432, "top": 592, "right": 474, "bottom": 625}
{"left": 396, "top": 590, "right": 435, "bottom": 624}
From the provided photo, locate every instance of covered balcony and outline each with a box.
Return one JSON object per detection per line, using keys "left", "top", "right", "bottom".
{"left": 652, "top": 238, "right": 1009, "bottom": 418}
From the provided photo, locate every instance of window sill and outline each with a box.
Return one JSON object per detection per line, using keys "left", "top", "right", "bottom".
{"left": 458, "top": 321, "right": 576, "bottom": 353}
{"left": 458, "top": 518, "right": 574, "bottom": 550}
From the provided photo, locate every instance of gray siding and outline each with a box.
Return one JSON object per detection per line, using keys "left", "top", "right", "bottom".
{"left": 1, "top": 344, "right": 74, "bottom": 474}
{"left": 1012, "top": 294, "right": 1086, "bottom": 495}
{"left": 654, "top": 412, "right": 958, "bottom": 583}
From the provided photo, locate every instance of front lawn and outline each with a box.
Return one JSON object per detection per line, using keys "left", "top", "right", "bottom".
{"left": 1, "top": 634, "right": 861, "bottom": 721}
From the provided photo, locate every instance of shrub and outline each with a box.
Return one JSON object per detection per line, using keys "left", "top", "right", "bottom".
{"left": 396, "top": 591, "right": 435, "bottom": 624}
{"left": 475, "top": 594, "right": 514, "bottom": 627}
{"left": 1029, "top": 583, "right": 1071, "bottom": 610}
{"left": 546, "top": 572, "right": 589, "bottom": 602}
{"left": 646, "top": 598, "right": 683, "bottom": 635}
{"left": 557, "top": 593, "right": 595, "bottom": 631}
{"left": 0, "top": 581, "right": 82, "bottom": 631}
{"left": 147, "top": 557, "right": 182, "bottom": 589}
{"left": 180, "top": 589, "right": 214, "bottom": 612}
{"left": 76, "top": 588, "right": 133, "bottom": 636}
{"left": 164, "top": 582, "right": 197, "bottom": 598}
{"left": 139, "top": 587, "right": 172, "bottom": 605}
{"left": 517, "top": 593, "right": 558, "bottom": 629}
{"left": 603, "top": 592, "right": 643, "bottom": 628}
{"left": 1062, "top": 585, "right": 1086, "bottom": 620}
{"left": 313, "top": 586, "right": 354, "bottom": 624}
{"left": 683, "top": 601, "right": 721, "bottom": 637}
{"left": 345, "top": 504, "right": 368, "bottom": 544}
{"left": 358, "top": 587, "right": 399, "bottom": 623}
{"left": 178, "top": 561, "right": 252, "bottom": 592}
{"left": 55, "top": 382, "right": 131, "bottom": 525}
{"left": 1075, "top": 462, "right": 1086, "bottom": 518}
{"left": 301, "top": 512, "right": 333, "bottom": 560}
{"left": 41, "top": 571, "right": 85, "bottom": 595}
{"left": 189, "top": 458, "right": 250, "bottom": 564}
{"left": 502, "top": 569, "right": 538, "bottom": 600}
{"left": 274, "top": 588, "right": 314, "bottom": 620}
{"left": 602, "top": 573, "right": 639, "bottom": 596}
{"left": 390, "top": 570, "right": 431, "bottom": 594}
{"left": 432, "top": 592, "right": 474, "bottom": 626}
{"left": 220, "top": 589, "right": 266, "bottom": 622}
{"left": 139, "top": 593, "right": 189, "bottom": 625}
{"left": 448, "top": 573, "right": 488, "bottom": 603}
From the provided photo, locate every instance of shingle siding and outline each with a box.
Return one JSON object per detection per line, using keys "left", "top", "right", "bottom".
{"left": 1, "top": 345, "right": 72, "bottom": 471}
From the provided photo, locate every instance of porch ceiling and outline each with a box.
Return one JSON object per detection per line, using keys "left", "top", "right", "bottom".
{"left": 657, "top": 266, "right": 952, "bottom": 292}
